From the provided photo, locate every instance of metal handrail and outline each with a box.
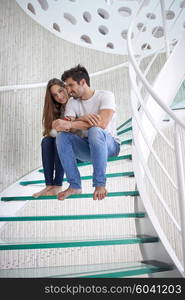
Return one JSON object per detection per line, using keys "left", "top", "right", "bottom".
{"left": 130, "top": 66, "right": 174, "bottom": 150}
{"left": 0, "top": 61, "right": 128, "bottom": 92}
{"left": 127, "top": 0, "right": 185, "bottom": 275}
{"left": 132, "top": 128, "right": 184, "bottom": 275}
{"left": 127, "top": 38, "right": 185, "bottom": 129}
{"left": 131, "top": 88, "right": 177, "bottom": 190}
{"left": 132, "top": 116, "right": 180, "bottom": 231}
{"left": 127, "top": 0, "right": 185, "bottom": 130}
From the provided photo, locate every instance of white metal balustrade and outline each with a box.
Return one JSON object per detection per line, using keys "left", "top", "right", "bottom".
{"left": 127, "top": 0, "right": 185, "bottom": 277}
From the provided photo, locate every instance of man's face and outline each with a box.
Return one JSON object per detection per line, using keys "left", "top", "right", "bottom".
{"left": 65, "top": 77, "right": 84, "bottom": 99}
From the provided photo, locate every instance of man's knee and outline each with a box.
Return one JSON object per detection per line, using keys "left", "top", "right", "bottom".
{"left": 56, "top": 131, "right": 70, "bottom": 140}
{"left": 88, "top": 127, "right": 105, "bottom": 142}
{"left": 56, "top": 132, "right": 74, "bottom": 146}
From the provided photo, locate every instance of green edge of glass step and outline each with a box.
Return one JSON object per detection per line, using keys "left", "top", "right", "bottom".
{"left": 59, "top": 261, "right": 173, "bottom": 278}
{"left": 117, "top": 126, "right": 132, "bottom": 136}
{"left": 38, "top": 154, "right": 132, "bottom": 173}
{"left": 0, "top": 212, "right": 145, "bottom": 222}
{"left": 121, "top": 139, "right": 132, "bottom": 145}
{"left": 0, "top": 261, "right": 173, "bottom": 278}
{"left": 74, "top": 264, "right": 173, "bottom": 278}
{"left": 1, "top": 191, "right": 139, "bottom": 201}
{"left": 19, "top": 171, "right": 134, "bottom": 186}
{"left": 117, "top": 118, "right": 132, "bottom": 131}
{"left": 0, "top": 235, "right": 158, "bottom": 250}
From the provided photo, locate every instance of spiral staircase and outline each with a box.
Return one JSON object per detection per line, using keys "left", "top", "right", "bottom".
{"left": 0, "top": 118, "right": 174, "bottom": 278}
{"left": 0, "top": 0, "right": 185, "bottom": 277}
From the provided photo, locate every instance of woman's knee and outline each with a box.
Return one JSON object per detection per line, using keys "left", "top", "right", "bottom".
{"left": 41, "top": 136, "right": 53, "bottom": 148}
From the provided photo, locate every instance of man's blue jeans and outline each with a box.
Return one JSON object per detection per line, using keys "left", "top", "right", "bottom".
{"left": 41, "top": 136, "right": 64, "bottom": 186}
{"left": 56, "top": 127, "right": 120, "bottom": 189}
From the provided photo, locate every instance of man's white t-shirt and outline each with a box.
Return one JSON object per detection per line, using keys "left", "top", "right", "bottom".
{"left": 64, "top": 90, "right": 120, "bottom": 143}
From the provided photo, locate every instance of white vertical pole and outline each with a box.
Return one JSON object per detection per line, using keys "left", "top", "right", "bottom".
{"left": 160, "top": 0, "right": 170, "bottom": 58}
{"left": 174, "top": 123, "right": 185, "bottom": 276}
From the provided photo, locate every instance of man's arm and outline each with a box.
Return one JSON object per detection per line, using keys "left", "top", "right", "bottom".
{"left": 73, "top": 109, "right": 114, "bottom": 129}
{"left": 52, "top": 116, "right": 99, "bottom": 132}
{"left": 97, "top": 109, "right": 115, "bottom": 129}
{"left": 52, "top": 109, "right": 114, "bottom": 132}
{"left": 74, "top": 114, "right": 101, "bottom": 128}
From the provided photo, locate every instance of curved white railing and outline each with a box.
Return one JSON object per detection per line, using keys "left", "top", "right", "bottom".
{"left": 0, "top": 62, "right": 129, "bottom": 92}
{"left": 127, "top": 0, "right": 185, "bottom": 277}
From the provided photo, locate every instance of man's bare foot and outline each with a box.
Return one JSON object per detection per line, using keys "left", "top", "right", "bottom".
{"left": 93, "top": 186, "right": 107, "bottom": 200}
{"left": 58, "top": 187, "right": 82, "bottom": 200}
{"left": 46, "top": 186, "right": 62, "bottom": 196}
{"left": 32, "top": 186, "right": 52, "bottom": 198}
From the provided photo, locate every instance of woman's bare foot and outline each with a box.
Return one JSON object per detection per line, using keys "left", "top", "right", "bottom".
{"left": 93, "top": 186, "right": 107, "bottom": 200}
{"left": 32, "top": 186, "right": 53, "bottom": 198}
{"left": 46, "top": 186, "right": 62, "bottom": 196}
{"left": 58, "top": 187, "right": 82, "bottom": 200}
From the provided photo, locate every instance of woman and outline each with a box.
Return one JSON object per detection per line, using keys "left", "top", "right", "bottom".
{"left": 32, "top": 78, "right": 69, "bottom": 198}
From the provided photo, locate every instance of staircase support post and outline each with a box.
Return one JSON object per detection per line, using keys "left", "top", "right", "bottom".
{"left": 160, "top": 0, "right": 170, "bottom": 58}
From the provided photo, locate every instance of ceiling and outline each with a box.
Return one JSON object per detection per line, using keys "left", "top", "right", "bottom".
{"left": 16, "top": 0, "right": 185, "bottom": 55}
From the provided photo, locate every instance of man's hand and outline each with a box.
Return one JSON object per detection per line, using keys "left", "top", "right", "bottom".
{"left": 52, "top": 119, "right": 72, "bottom": 132}
{"left": 77, "top": 114, "right": 101, "bottom": 127}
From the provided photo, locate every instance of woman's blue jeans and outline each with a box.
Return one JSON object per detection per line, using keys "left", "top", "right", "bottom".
{"left": 41, "top": 136, "right": 64, "bottom": 186}
{"left": 56, "top": 127, "right": 120, "bottom": 189}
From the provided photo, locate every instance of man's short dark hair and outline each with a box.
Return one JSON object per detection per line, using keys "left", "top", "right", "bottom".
{"left": 61, "top": 64, "right": 90, "bottom": 87}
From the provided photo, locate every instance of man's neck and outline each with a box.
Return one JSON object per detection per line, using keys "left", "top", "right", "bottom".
{"left": 81, "top": 88, "right": 95, "bottom": 100}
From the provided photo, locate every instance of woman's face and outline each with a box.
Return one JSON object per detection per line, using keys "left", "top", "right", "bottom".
{"left": 50, "top": 84, "right": 68, "bottom": 104}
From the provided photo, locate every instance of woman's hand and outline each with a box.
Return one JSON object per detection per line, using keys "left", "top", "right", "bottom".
{"left": 52, "top": 119, "right": 72, "bottom": 132}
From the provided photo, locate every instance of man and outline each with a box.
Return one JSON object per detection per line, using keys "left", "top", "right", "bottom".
{"left": 52, "top": 65, "right": 120, "bottom": 200}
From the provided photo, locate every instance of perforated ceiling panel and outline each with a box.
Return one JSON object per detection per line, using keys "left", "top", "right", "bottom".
{"left": 16, "top": 0, "right": 185, "bottom": 55}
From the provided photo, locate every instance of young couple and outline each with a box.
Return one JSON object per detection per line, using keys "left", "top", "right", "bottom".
{"left": 33, "top": 65, "right": 120, "bottom": 201}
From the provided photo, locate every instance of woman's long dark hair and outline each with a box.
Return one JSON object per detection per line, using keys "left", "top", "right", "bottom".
{"left": 42, "top": 78, "right": 68, "bottom": 136}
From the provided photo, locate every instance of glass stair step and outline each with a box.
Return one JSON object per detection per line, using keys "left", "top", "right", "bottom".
{"left": 70, "top": 154, "right": 132, "bottom": 167}
{"left": 0, "top": 212, "right": 145, "bottom": 222}
{"left": 0, "top": 260, "right": 173, "bottom": 278}
{"left": 56, "top": 260, "right": 173, "bottom": 278}
{"left": 117, "top": 118, "right": 132, "bottom": 131}
{"left": 117, "top": 126, "right": 132, "bottom": 136}
{"left": 1, "top": 190, "right": 139, "bottom": 201}
{"left": 0, "top": 235, "right": 158, "bottom": 250}
{"left": 19, "top": 171, "right": 134, "bottom": 186}
{"left": 120, "top": 139, "right": 132, "bottom": 145}
{"left": 38, "top": 154, "right": 132, "bottom": 173}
